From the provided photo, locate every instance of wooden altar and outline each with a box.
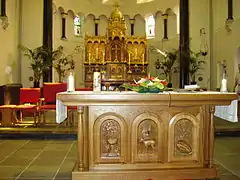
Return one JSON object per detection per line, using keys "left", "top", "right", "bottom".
{"left": 56, "top": 91, "right": 237, "bottom": 180}
{"left": 84, "top": 3, "right": 147, "bottom": 90}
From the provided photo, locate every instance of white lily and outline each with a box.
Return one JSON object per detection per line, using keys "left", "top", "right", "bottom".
{"left": 137, "top": 78, "right": 146, "bottom": 84}
{"left": 148, "top": 81, "right": 154, "bottom": 86}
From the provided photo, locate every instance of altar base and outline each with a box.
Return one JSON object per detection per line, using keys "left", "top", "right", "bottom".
{"left": 72, "top": 167, "right": 217, "bottom": 180}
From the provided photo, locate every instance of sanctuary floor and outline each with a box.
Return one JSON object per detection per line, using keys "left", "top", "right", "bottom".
{"left": 1, "top": 111, "right": 240, "bottom": 134}
{"left": 0, "top": 137, "right": 239, "bottom": 180}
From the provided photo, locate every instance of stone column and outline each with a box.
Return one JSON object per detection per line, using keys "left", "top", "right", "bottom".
{"left": 94, "top": 18, "right": 100, "bottom": 36}
{"left": 228, "top": 0, "right": 233, "bottom": 20}
{"left": 179, "top": 0, "right": 190, "bottom": 88}
{"left": 0, "top": 0, "right": 6, "bottom": 16}
{"left": 61, "top": 13, "right": 67, "bottom": 40}
{"left": 43, "top": 0, "right": 53, "bottom": 82}
{"left": 130, "top": 18, "right": 135, "bottom": 36}
{"left": 162, "top": 14, "right": 168, "bottom": 40}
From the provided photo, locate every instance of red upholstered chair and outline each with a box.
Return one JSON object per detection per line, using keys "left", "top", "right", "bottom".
{"left": 75, "top": 88, "right": 93, "bottom": 91}
{"left": 15, "top": 88, "right": 41, "bottom": 125}
{"left": 39, "top": 83, "right": 67, "bottom": 125}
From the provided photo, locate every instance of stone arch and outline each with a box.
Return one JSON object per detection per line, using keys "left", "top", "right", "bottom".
{"left": 134, "top": 14, "right": 144, "bottom": 21}
{"left": 67, "top": 10, "right": 75, "bottom": 19}
{"left": 84, "top": 13, "right": 95, "bottom": 36}
{"left": 85, "top": 13, "right": 96, "bottom": 19}
{"left": 52, "top": 2, "right": 57, "bottom": 14}
{"left": 165, "top": 8, "right": 177, "bottom": 39}
{"left": 165, "top": 8, "right": 176, "bottom": 16}
{"left": 144, "top": 13, "right": 155, "bottom": 39}
{"left": 154, "top": 10, "right": 163, "bottom": 19}
{"left": 57, "top": 6, "right": 65, "bottom": 14}
{"left": 99, "top": 15, "right": 108, "bottom": 36}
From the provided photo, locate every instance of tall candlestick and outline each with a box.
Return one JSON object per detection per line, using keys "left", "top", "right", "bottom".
{"left": 96, "top": 48, "right": 99, "bottom": 59}
{"left": 102, "top": 52, "right": 105, "bottom": 64}
{"left": 88, "top": 53, "right": 91, "bottom": 65}
{"left": 128, "top": 53, "right": 131, "bottom": 64}
{"left": 134, "top": 48, "right": 137, "bottom": 59}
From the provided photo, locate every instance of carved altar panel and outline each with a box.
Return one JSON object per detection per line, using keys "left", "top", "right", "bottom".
{"left": 93, "top": 113, "right": 127, "bottom": 164}
{"left": 131, "top": 113, "right": 164, "bottom": 163}
{"left": 168, "top": 113, "right": 201, "bottom": 163}
{"left": 107, "top": 63, "right": 126, "bottom": 80}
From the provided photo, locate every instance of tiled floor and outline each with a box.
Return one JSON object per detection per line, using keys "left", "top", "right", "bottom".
{"left": 0, "top": 140, "right": 76, "bottom": 180}
{"left": 0, "top": 137, "right": 239, "bottom": 180}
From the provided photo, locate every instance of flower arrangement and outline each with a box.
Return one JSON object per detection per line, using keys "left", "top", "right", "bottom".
{"left": 122, "top": 76, "right": 168, "bottom": 93}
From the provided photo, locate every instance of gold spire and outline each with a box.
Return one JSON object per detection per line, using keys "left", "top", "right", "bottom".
{"left": 110, "top": 2, "right": 123, "bottom": 21}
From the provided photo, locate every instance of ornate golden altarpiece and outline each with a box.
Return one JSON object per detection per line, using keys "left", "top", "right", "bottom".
{"left": 84, "top": 3, "right": 147, "bottom": 90}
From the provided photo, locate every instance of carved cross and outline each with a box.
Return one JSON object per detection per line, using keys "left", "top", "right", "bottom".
{"left": 111, "top": 44, "right": 121, "bottom": 61}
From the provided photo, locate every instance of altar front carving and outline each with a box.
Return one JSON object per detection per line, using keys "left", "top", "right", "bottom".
{"left": 84, "top": 3, "right": 148, "bottom": 89}
{"left": 56, "top": 91, "right": 237, "bottom": 180}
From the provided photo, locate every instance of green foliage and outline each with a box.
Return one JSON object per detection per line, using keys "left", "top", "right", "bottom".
{"left": 19, "top": 45, "right": 51, "bottom": 82}
{"left": 121, "top": 77, "right": 168, "bottom": 93}
{"left": 52, "top": 46, "right": 75, "bottom": 82}
{"left": 188, "top": 51, "right": 205, "bottom": 82}
{"left": 156, "top": 49, "right": 179, "bottom": 83}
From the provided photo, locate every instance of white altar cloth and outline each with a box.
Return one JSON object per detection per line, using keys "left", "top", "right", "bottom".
{"left": 56, "top": 99, "right": 67, "bottom": 124}
{"left": 214, "top": 99, "right": 238, "bottom": 122}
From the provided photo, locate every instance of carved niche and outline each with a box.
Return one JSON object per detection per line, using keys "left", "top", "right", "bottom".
{"left": 168, "top": 113, "right": 200, "bottom": 163}
{"left": 93, "top": 113, "right": 127, "bottom": 164}
{"left": 131, "top": 113, "right": 163, "bottom": 163}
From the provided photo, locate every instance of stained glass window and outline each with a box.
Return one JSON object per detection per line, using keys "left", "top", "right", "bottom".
{"left": 74, "top": 16, "right": 81, "bottom": 36}
{"left": 145, "top": 15, "right": 155, "bottom": 39}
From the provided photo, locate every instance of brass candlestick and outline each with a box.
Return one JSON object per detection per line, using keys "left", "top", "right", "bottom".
{"left": 128, "top": 53, "right": 132, "bottom": 74}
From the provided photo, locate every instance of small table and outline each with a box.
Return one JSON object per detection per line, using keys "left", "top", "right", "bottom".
{"left": 0, "top": 105, "right": 17, "bottom": 126}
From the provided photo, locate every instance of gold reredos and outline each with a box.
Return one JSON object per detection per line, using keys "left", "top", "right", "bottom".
{"left": 110, "top": 2, "right": 124, "bottom": 20}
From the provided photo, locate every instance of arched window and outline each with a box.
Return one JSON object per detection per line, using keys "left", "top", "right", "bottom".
{"left": 145, "top": 15, "right": 155, "bottom": 39}
{"left": 74, "top": 16, "right": 81, "bottom": 36}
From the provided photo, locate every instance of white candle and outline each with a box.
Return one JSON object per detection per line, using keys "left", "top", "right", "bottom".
{"left": 93, "top": 71, "right": 101, "bottom": 91}
{"left": 220, "top": 77, "right": 227, "bottom": 92}
{"left": 67, "top": 72, "right": 75, "bottom": 92}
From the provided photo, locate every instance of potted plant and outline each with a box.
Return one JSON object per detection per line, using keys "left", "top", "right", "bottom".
{"left": 188, "top": 51, "right": 205, "bottom": 85}
{"left": 52, "top": 46, "right": 75, "bottom": 82}
{"left": 19, "top": 45, "right": 51, "bottom": 87}
{"left": 155, "top": 49, "right": 179, "bottom": 88}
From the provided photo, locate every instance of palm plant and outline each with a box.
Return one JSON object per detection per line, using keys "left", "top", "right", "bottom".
{"left": 52, "top": 46, "right": 75, "bottom": 82}
{"left": 155, "top": 49, "right": 179, "bottom": 87}
{"left": 19, "top": 45, "right": 51, "bottom": 87}
{"left": 188, "top": 51, "right": 205, "bottom": 83}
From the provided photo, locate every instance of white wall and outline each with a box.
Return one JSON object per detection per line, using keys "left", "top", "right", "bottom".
{"left": 0, "top": 0, "right": 21, "bottom": 85}
{"left": 1, "top": 0, "right": 236, "bottom": 90}
{"left": 189, "top": 0, "right": 211, "bottom": 89}
{"left": 211, "top": 0, "right": 240, "bottom": 90}
{"left": 20, "top": 0, "right": 43, "bottom": 87}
